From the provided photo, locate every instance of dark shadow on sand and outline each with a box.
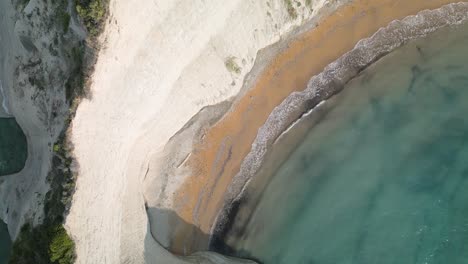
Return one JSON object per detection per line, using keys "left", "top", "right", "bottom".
{"left": 143, "top": 207, "right": 260, "bottom": 263}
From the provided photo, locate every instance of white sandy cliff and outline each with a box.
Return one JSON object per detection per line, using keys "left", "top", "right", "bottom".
{"left": 5, "top": 0, "right": 457, "bottom": 263}
{"left": 65, "top": 0, "right": 334, "bottom": 263}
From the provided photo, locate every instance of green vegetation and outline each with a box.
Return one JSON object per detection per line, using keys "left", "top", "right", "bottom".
{"left": 9, "top": 131, "right": 77, "bottom": 264}
{"left": 66, "top": 45, "right": 86, "bottom": 102}
{"left": 225, "top": 57, "right": 241, "bottom": 74}
{"left": 10, "top": 223, "right": 74, "bottom": 264}
{"left": 49, "top": 226, "right": 75, "bottom": 264}
{"left": 60, "top": 12, "right": 71, "bottom": 33}
{"left": 53, "top": 144, "right": 61, "bottom": 153}
{"left": 8, "top": 0, "right": 109, "bottom": 263}
{"left": 283, "top": 0, "right": 298, "bottom": 19}
{"left": 49, "top": 0, "right": 71, "bottom": 34}
{"left": 75, "top": 0, "right": 108, "bottom": 36}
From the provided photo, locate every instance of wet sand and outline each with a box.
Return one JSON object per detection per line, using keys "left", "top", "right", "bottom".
{"left": 171, "top": 0, "right": 468, "bottom": 253}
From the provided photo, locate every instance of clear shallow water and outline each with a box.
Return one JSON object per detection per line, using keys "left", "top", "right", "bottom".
{"left": 0, "top": 221, "right": 10, "bottom": 264}
{"left": 0, "top": 118, "right": 27, "bottom": 176}
{"left": 227, "top": 24, "right": 468, "bottom": 264}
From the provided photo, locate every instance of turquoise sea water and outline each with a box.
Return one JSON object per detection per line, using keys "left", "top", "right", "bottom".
{"left": 0, "top": 221, "right": 10, "bottom": 264}
{"left": 227, "top": 24, "right": 468, "bottom": 263}
{"left": 0, "top": 118, "right": 27, "bottom": 176}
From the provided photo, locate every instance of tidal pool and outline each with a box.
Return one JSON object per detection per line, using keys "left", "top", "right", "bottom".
{"left": 225, "top": 21, "right": 468, "bottom": 264}
{"left": 0, "top": 118, "right": 27, "bottom": 176}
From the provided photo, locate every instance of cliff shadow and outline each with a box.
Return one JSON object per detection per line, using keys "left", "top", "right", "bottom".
{"left": 145, "top": 207, "right": 209, "bottom": 255}
{"left": 143, "top": 207, "right": 246, "bottom": 260}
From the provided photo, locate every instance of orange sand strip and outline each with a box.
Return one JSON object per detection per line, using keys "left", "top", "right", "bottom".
{"left": 172, "top": 0, "right": 466, "bottom": 253}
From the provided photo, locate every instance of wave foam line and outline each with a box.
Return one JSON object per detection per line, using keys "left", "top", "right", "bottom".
{"left": 210, "top": 2, "right": 468, "bottom": 243}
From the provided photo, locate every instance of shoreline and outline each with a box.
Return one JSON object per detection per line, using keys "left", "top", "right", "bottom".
{"left": 164, "top": 0, "right": 468, "bottom": 255}
{"left": 66, "top": 0, "right": 329, "bottom": 263}
{"left": 212, "top": 2, "right": 468, "bottom": 252}
{"left": 1, "top": 0, "right": 467, "bottom": 262}
{"left": 148, "top": 0, "right": 352, "bottom": 254}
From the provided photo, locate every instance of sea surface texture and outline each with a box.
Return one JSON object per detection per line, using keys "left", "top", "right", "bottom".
{"left": 0, "top": 118, "right": 27, "bottom": 176}
{"left": 227, "top": 20, "right": 468, "bottom": 264}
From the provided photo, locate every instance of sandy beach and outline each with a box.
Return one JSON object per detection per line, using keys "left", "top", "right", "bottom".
{"left": 64, "top": 0, "right": 468, "bottom": 263}
{"left": 66, "top": 0, "right": 329, "bottom": 263}
{"left": 215, "top": 3, "right": 468, "bottom": 256}
{"left": 165, "top": 0, "right": 468, "bottom": 254}
{"left": 0, "top": 0, "right": 465, "bottom": 262}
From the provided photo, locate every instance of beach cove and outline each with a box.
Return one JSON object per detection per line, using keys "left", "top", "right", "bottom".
{"left": 222, "top": 17, "right": 468, "bottom": 263}
{"left": 157, "top": 0, "right": 468, "bottom": 255}
{"left": 2, "top": 0, "right": 468, "bottom": 263}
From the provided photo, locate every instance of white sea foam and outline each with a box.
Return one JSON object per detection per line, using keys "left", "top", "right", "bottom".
{"left": 0, "top": 80, "right": 11, "bottom": 115}
{"left": 211, "top": 2, "right": 468, "bottom": 240}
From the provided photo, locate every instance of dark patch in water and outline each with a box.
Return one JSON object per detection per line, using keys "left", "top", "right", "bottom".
{"left": 0, "top": 118, "right": 27, "bottom": 176}
{"left": 408, "top": 65, "right": 422, "bottom": 93}
{"left": 210, "top": 197, "right": 244, "bottom": 255}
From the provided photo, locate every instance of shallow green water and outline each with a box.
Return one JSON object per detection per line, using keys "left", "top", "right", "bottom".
{"left": 0, "top": 118, "right": 27, "bottom": 176}
{"left": 0, "top": 221, "right": 10, "bottom": 264}
{"left": 231, "top": 25, "right": 468, "bottom": 264}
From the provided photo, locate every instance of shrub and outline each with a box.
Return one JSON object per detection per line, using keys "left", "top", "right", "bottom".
{"left": 283, "top": 0, "right": 298, "bottom": 19}
{"left": 61, "top": 12, "right": 71, "bottom": 33}
{"left": 75, "top": 0, "right": 108, "bottom": 36}
{"left": 9, "top": 223, "right": 75, "bottom": 264}
{"left": 49, "top": 226, "right": 75, "bottom": 264}
{"left": 53, "top": 144, "right": 61, "bottom": 152}
{"left": 225, "top": 57, "right": 241, "bottom": 74}
{"left": 9, "top": 135, "right": 76, "bottom": 264}
{"left": 9, "top": 0, "right": 108, "bottom": 262}
{"left": 66, "top": 45, "right": 85, "bottom": 101}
